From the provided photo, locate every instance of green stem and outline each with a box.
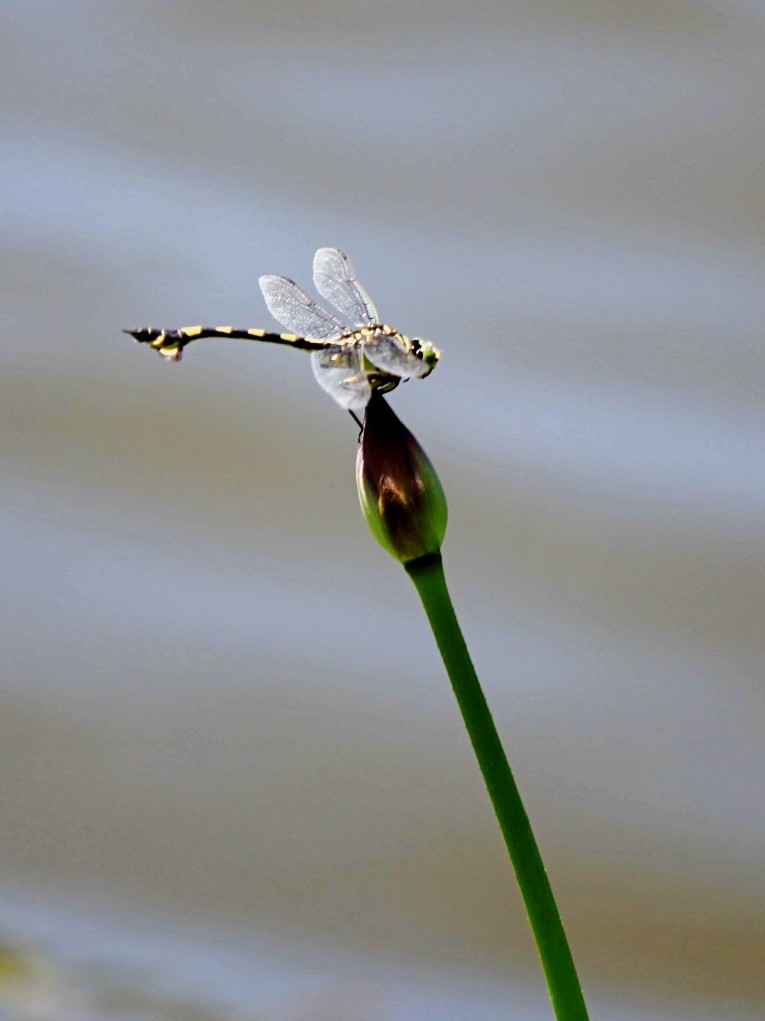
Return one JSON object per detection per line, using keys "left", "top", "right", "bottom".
{"left": 405, "top": 552, "right": 589, "bottom": 1021}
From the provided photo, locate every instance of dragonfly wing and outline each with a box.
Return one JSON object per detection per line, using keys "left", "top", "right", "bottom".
{"left": 259, "top": 274, "right": 349, "bottom": 339}
{"left": 363, "top": 332, "right": 431, "bottom": 379}
{"left": 311, "top": 344, "right": 371, "bottom": 411}
{"left": 313, "top": 248, "right": 379, "bottom": 327}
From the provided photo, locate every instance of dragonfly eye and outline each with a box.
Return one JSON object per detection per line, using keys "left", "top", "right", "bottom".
{"left": 412, "top": 338, "right": 441, "bottom": 375}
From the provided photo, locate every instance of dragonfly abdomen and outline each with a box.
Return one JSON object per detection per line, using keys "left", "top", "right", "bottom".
{"left": 124, "top": 325, "right": 328, "bottom": 361}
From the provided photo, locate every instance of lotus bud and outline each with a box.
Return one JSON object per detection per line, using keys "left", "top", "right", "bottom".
{"left": 356, "top": 393, "right": 447, "bottom": 565}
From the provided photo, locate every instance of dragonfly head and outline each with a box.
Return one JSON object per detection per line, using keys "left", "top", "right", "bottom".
{"left": 411, "top": 338, "right": 441, "bottom": 378}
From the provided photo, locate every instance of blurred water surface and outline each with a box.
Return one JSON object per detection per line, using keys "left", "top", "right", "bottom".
{"left": 2, "top": 1, "right": 765, "bottom": 1017}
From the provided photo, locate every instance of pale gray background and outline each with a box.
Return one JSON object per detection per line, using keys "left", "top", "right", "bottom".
{"left": 2, "top": 1, "right": 764, "bottom": 1018}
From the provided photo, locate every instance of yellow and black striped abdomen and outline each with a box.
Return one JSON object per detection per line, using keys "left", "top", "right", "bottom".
{"left": 124, "top": 325, "right": 331, "bottom": 361}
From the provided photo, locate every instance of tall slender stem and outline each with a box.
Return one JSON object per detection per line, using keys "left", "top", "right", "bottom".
{"left": 405, "top": 552, "right": 589, "bottom": 1021}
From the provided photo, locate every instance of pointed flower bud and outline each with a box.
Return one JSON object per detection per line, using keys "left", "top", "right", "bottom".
{"left": 356, "top": 393, "right": 447, "bottom": 564}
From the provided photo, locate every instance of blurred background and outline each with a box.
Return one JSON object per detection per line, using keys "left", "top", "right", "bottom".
{"left": 2, "top": 1, "right": 764, "bottom": 1018}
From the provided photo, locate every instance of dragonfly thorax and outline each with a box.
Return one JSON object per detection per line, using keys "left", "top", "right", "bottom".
{"left": 361, "top": 326, "right": 441, "bottom": 381}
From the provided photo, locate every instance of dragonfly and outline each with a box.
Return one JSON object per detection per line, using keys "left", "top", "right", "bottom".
{"left": 125, "top": 247, "right": 441, "bottom": 412}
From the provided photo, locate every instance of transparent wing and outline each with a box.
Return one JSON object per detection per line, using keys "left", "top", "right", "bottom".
{"left": 259, "top": 274, "right": 349, "bottom": 339}
{"left": 363, "top": 332, "right": 432, "bottom": 379}
{"left": 311, "top": 344, "right": 371, "bottom": 411}
{"left": 312, "top": 248, "right": 379, "bottom": 327}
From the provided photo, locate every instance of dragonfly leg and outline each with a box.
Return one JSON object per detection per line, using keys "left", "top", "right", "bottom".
{"left": 367, "top": 373, "right": 400, "bottom": 396}
{"left": 349, "top": 409, "right": 364, "bottom": 437}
